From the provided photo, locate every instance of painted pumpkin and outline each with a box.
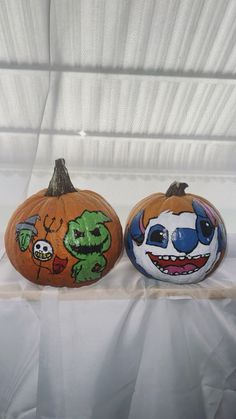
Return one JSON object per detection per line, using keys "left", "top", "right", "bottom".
{"left": 5, "top": 159, "right": 123, "bottom": 287}
{"left": 125, "top": 182, "right": 227, "bottom": 284}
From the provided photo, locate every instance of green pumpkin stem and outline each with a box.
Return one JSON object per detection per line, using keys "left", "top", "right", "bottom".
{"left": 45, "top": 158, "right": 78, "bottom": 197}
{"left": 165, "top": 181, "right": 189, "bottom": 197}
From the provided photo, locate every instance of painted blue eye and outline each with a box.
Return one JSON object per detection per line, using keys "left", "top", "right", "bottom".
{"left": 146, "top": 224, "right": 168, "bottom": 248}
{"left": 197, "top": 216, "right": 214, "bottom": 245}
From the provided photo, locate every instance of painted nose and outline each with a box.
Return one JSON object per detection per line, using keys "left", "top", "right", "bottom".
{"left": 172, "top": 228, "right": 198, "bottom": 254}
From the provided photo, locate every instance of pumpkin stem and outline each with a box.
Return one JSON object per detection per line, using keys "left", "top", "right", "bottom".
{"left": 165, "top": 181, "right": 188, "bottom": 197}
{"left": 45, "top": 158, "right": 78, "bottom": 196}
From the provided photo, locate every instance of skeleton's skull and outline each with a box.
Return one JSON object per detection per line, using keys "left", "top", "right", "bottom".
{"left": 33, "top": 240, "right": 53, "bottom": 261}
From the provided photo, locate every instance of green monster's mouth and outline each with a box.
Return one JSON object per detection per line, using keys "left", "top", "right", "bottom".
{"left": 71, "top": 235, "right": 109, "bottom": 255}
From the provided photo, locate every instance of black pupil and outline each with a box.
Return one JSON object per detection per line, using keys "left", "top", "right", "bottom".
{"left": 150, "top": 230, "right": 165, "bottom": 243}
{"left": 43, "top": 246, "right": 48, "bottom": 251}
{"left": 200, "top": 220, "right": 213, "bottom": 237}
{"left": 92, "top": 228, "right": 100, "bottom": 236}
{"left": 36, "top": 244, "right": 40, "bottom": 249}
{"left": 74, "top": 230, "right": 83, "bottom": 238}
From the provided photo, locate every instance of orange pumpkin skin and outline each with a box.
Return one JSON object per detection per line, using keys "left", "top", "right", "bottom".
{"left": 5, "top": 161, "right": 123, "bottom": 288}
{"left": 125, "top": 182, "right": 227, "bottom": 284}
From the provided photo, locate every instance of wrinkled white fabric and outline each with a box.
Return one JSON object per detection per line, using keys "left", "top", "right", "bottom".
{"left": 0, "top": 298, "right": 39, "bottom": 419}
{"left": 0, "top": 252, "right": 236, "bottom": 419}
{"left": 1, "top": 167, "right": 236, "bottom": 419}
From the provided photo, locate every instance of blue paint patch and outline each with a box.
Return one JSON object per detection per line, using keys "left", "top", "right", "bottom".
{"left": 172, "top": 227, "right": 198, "bottom": 254}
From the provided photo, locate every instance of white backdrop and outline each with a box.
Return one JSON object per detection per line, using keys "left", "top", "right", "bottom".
{"left": 1, "top": 0, "right": 236, "bottom": 418}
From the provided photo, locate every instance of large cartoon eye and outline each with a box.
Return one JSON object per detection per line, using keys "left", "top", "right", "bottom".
{"left": 91, "top": 227, "right": 100, "bottom": 236}
{"left": 146, "top": 224, "right": 168, "bottom": 248}
{"left": 74, "top": 229, "right": 84, "bottom": 239}
{"left": 197, "top": 217, "right": 214, "bottom": 245}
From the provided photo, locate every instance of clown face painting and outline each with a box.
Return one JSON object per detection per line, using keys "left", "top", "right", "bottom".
{"left": 125, "top": 194, "right": 227, "bottom": 284}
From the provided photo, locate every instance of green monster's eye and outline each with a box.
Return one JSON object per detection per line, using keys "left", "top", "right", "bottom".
{"left": 91, "top": 228, "right": 100, "bottom": 236}
{"left": 74, "top": 229, "right": 84, "bottom": 239}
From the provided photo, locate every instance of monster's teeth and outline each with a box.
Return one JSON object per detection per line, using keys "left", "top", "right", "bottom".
{"left": 163, "top": 256, "right": 170, "bottom": 260}
{"left": 158, "top": 256, "right": 163, "bottom": 260}
{"left": 179, "top": 256, "right": 185, "bottom": 260}
{"left": 193, "top": 255, "right": 200, "bottom": 259}
{"left": 171, "top": 256, "right": 177, "bottom": 261}
{"left": 163, "top": 269, "right": 168, "bottom": 274}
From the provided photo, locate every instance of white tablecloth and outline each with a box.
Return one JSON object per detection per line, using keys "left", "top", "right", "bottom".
{"left": 0, "top": 243, "right": 236, "bottom": 419}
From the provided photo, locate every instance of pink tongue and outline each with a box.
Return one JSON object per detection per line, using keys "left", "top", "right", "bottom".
{"left": 167, "top": 263, "right": 196, "bottom": 274}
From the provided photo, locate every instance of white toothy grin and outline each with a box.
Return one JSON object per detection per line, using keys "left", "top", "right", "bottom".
{"left": 34, "top": 251, "right": 53, "bottom": 261}
{"left": 146, "top": 252, "right": 210, "bottom": 276}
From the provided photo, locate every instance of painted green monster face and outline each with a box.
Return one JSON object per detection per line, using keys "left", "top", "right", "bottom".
{"left": 64, "top": 210, "right": 111, "bottom": 258}
{"left": 16, "top": 215, "right": 39, "bottom": 252}
{"left": 17, "top": 229, "right": 34, "bottom": 251}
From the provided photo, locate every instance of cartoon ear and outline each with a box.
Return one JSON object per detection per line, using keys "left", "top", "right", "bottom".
{"left": 192, "top": 200, "right": 207, "bottom": 217}
{"left": 96, "top": 211, "right": 111, "bottom": 223}
{"left": 192, "top": 199, "right": 217, "bottom": 226}
{"left": 217, "top": 222, "right": 227, "bottom": 253}
{"left": 129, "top": 210, "right": 145, "bottom": 244}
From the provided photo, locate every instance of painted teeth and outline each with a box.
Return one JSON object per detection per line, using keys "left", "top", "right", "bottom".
{"left": 150, "top": 253, "right": 210, "bottom": 276}
{"left": 153, "top": 254, "right": 210, "bottom": 261}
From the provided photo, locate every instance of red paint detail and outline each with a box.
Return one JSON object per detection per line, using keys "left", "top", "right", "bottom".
{"left": 53, "top": 255, "right": 68, "bottom": 274}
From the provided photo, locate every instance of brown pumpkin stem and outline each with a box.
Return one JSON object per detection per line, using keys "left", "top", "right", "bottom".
{"left": 45, "top": 158, "right": 78, "bottom": 196}
{"left": 165, "top": 181, "right": 189, "bottom": 197}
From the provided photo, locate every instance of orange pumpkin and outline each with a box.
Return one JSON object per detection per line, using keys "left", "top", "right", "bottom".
{"left": 125, "top": 182, "right": 227, "bottom": 284}
{"left": 5, "top": 159, "right": 123, "bottom": 288}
